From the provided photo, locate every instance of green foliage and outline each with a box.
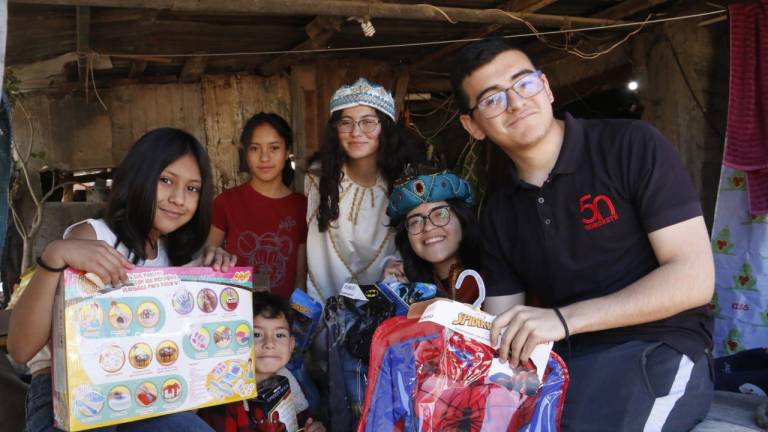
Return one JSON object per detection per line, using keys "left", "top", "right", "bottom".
{"left": 2, "top": 69, "right": 21, "bottom": 107}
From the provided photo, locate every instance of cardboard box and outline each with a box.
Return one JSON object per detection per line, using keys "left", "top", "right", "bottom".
{"left": 52, "top": 267, "right": 257, "bottom": 431}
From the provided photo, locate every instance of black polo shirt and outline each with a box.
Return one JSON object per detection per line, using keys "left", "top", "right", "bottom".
{"left": 481, "top": 113, "right": 712, "bottom": 359}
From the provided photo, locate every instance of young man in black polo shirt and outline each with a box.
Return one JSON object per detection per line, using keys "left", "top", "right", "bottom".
{"left": 451, "top": 38, "right": 715, "bottom": 431}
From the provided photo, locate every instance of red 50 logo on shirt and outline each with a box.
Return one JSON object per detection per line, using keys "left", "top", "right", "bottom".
{"left": 579, "top": 193, "right": 619, "bottom": 231}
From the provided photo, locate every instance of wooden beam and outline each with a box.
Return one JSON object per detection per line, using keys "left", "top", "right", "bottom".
{"left": 76, "top": 6, "right": 90, "bottom": 81}
{"left": 11, "top": 0, "right": 625, "bottom": 28}
{"left": 592, "top": 0, "right": 669, "bottom": 19}
{"left": 411, "top": 0, "right": 558, "bottom": 71}
{"left": 258, "top": 16, "right": 343, "bottom": 76}
{"left": 259, "top": 0, "right": 383, "bottom": 75}
{"left": 532, "top": 0, "right": 670, "bottom": 67}
{"left": 179, "top": 55, "right": 207, "bottom": 83}
{"left": 109, "top": 54, "right": 172, "bottom": 63}
{"left": 543, "top": 41, "right": 631, "bottom": 92}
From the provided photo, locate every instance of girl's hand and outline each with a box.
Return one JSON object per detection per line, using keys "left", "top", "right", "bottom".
{"left": 188, "top": 245, "right": 237, "bottom": 272}
{"left": 44, "top": 239, "right": 134, "bottom": 286}
{"left": 382, "top": 259, "right": 408, "bottom": 282}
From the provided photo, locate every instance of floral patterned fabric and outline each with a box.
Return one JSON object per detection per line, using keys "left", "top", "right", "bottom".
{"left": 711, "top": 166, "right": 768, "bottom": 357}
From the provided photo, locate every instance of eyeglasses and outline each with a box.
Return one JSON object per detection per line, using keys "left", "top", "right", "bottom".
{"left": 469, "top": 70, "right": 545, "bottom": 119}
{"left": 405, "top": 205, "right": 452, "bottom": 235}
{"left": 335, "top": 117, "right": 380, "bottom": 134}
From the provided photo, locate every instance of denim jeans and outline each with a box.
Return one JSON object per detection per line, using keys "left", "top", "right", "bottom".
{"left": 324, "top": 297, "right": 374, "bottom": 432}
{"left": 26, "top": 373, "right": 214, "bottom": 432}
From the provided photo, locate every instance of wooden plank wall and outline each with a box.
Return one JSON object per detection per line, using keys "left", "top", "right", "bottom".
{"left": 201, "top": 74, "right": 290, "bottom": 191}
{"left": 109, "top": 83, "right": 205, "bottom": 166}
{"left": 9, "top": 75, "right": 290, "bottom": 193}
{"left": 9, "top": 58, "right": 396, "bottom": 194}
{"left": 632, "top": 21, "right": 728, "bottom": 228}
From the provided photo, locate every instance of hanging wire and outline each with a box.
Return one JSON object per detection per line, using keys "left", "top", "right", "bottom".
{"left": 93, "top": 10, "right": 725, "bottom": 60}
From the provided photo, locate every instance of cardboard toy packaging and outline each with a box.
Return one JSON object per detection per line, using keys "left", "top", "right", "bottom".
{"left": 247, "top": 375, "right": 298, "bottom": 432}
{"left": 52, "top": 267, "right": 257, "bottom": 431}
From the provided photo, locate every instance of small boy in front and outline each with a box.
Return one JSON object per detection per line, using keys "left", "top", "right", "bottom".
{"left": 200, "top": 292, "right": 325, "bottom": 432}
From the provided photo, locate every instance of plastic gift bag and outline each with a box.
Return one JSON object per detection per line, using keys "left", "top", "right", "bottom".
{"left": 357, "top": 276, "right": 569, "bottom": 432}
{"left": 324, "top": 281, "right": 438, "bottom": 431}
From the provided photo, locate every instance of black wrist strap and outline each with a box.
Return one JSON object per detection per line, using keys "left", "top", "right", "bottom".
{"left": 36, "top": 256, "right": 68, "bottom": 273}
{"left": 553, "top": 307, "right": 572, "bottom": 361}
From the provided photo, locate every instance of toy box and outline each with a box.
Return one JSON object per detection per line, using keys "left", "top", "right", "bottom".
{"left": 52, "top": 267, "right": 257, "bottom": 431}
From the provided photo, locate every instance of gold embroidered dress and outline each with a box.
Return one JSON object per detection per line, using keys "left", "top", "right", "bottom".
{"left": 305, "top": 168, "right": 399, "bottom": 302}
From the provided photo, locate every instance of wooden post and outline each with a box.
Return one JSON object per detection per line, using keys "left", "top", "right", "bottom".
{"left": 393, "top": 66, "right": 410, "bottom": 121}
{"left": 76, "top": 6, "right": 90, "bottom": 82}
{"left": 290, "top": 64, "right": 317, "bottom": 193}
{"left": 179, "top": 55, "right": 207, "bottom": 83}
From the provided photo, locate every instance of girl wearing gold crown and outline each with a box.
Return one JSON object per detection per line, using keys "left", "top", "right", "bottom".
{"left": 304, "top": 78, "right": 424, "bottom": 302}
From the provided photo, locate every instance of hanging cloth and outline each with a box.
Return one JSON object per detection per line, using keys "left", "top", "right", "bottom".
{"left": 724, "top": 0, "right": 768, "bottom": 214}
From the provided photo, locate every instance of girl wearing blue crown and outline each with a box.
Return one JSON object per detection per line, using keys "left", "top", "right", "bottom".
{"left": 386, "top": 169, "right": 482, "bottom": 304}
{"left": 304, "top": 78, "right": 424, "bottom": 302}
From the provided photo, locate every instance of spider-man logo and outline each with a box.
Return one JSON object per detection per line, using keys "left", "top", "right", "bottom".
{"left": 421, "top": 385, "right": 491, "bottom": 432}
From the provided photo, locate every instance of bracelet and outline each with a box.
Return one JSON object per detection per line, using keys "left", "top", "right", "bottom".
{"left": 36, "top": 255, "right": 68, "bottom": 273}
{"left": 552, "top": 307, "right": 570, "bottom": 340}
{"left": 553, "top": 307, "right": 572, "bottom": 361}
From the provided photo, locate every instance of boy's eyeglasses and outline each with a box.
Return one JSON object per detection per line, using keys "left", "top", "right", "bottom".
{"left": 405, "top": 205, "right": 452, "bottom": 235}
{"left": 335, "top": 118, "right": 380, "bottom": 134}
{"left": 469, "top": 70, "right": 545, "bottom": 119}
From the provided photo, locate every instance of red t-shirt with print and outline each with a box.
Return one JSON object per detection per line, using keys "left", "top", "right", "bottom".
{"left": 212, "top": 183, "right": 307, "bottom": 299}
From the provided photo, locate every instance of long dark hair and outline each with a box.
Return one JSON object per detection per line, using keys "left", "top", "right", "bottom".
{"left": 393, "top": 199, "right": 482, "bottom": 283}
{"left": 105, "top": 128, "right": 213, "bottom": 265}
{"left": 309, "top": 109, "right": 424, "bottom": 232}
{"left": 240, "top": 112, "right": 295, "bottom": 187}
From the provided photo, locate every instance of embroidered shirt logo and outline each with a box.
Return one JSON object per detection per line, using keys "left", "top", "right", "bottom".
{"left": 579, "top": 193, "right": 619, "bottom": 231}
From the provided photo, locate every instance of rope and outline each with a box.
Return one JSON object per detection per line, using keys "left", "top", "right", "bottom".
{"left": 86, "top": 52, "right": 109, "bottom": 111}
{"left": 416, "top": 3, "right": 457, "bottom": 24}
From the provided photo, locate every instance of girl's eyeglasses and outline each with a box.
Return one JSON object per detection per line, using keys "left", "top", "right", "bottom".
{"left": 405, "top": 205, "right": 451, "bottom": 235}
{"left": 335, "top": 118, "right": 380, "bottom": 134}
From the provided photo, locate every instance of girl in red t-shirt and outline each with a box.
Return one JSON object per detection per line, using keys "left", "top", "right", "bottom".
{"left": 207, "top": 113, "right": 308, "bottom": 299}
